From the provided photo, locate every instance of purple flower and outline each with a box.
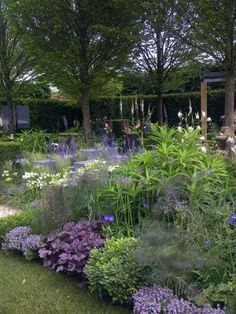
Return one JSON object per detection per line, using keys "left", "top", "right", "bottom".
{"left": 63, "top": 116, "right": 68, "bottom": 129}
{"left": 132, "top": 285, "right": 225, "bottom": 314}
{"left": 3, "top": 226, "right": 44, "bottom": 260}
{"left": 102, "top": 214, "right": 115, "bottom": 224}
{"left": 142, "top": 198, "right": 149, "bottom": 209}
{"left": 69, "top": 136, "right": 77, "bottom": 153}
{"left": 227, "top": 213, "right": 236, "bottom": 225}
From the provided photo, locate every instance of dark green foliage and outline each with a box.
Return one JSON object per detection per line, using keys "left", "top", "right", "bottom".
{"left": 0, "top": 90, "right": 227, "bottom": 132}
{"left": 0, "top": 211, "right": 33, "bottom": 242}
{"left": 90, "top": 90, "right": 226, "bottom": 127}
{"left": 112, "top": 119, "right": 129, "bottom": 138}
{"left": 0, "top": 98, "right": 82, "bottom": 131}
{"left": 0, "top": 141, "right": 21, "bottom": 162}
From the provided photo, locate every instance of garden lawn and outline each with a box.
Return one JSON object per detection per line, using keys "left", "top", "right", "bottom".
{"left": 0, "top": 252, "right": 130, "bottom": 314}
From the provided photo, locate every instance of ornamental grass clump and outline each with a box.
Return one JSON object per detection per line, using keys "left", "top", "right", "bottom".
{"left": 132, "top": 285, "right": 225, "bottom": 314}
{"left": 3, "top": 226, "right": 44, "bottom": 260}
{"left": 38, "top": 220, "right": 105, "bottom": 277}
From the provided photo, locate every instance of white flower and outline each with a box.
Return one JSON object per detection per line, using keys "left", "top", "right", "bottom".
{"left": 188, "top": 126, "right": 194, "bottom": 131}
{"left": 178, "top": 111, "right": 183, "bottom": 118}
{"left": 177, "top": 126, "right": 182, "bottom": 132}
{"left": 196, "top": 125, "right": 201, "bottom": 130}
{"left": 202, "top": 111, "right": 206, "bottom": 118}
{"left": 207, "top": 117, "right": 212, "bottom": 122}
{"left": 199, "top": 136, "right": 205, "bottom": 140}
{"left": 108, "top": 165, "right": 119, "bottom": 173}
{"left": 200, "top": 146, "right": 207, "bottom": 153}
{"left": 189, "top": 104, "right": 192, "bottom": 114}
{"left": 228, "top": 137, "right": 235, "bottom": 144}
{"left": 195, "top": 113, "right": 199, "bottom": 120}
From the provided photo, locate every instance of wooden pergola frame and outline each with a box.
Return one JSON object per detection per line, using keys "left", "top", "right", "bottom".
{"left": 200, "top": 72, "right": 231, "bottom": 134}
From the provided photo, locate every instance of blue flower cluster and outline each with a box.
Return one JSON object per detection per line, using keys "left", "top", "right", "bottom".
{"left": 132, "top": 285, "right": 225, "bottom": 314}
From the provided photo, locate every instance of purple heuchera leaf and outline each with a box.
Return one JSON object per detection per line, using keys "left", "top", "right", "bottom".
{"left": 38, "top": 220, "right": 105, "bottom": 278}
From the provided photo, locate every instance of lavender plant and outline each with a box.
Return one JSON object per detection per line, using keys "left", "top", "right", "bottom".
{"left": 39, "top": 220, "right": 105, "bottom": 277}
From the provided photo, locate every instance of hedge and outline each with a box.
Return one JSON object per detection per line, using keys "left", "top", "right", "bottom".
{"left": 90, "top": 89, "right": 226, "bottom": 127}
{"left": 0, "top": 90, "right": 229, "bottom": 131}
{"left": 0, "top": 98, "right": 82, "bottom": 132}
{"left": 0, "top": 142, "right": 21, "bottom": 163}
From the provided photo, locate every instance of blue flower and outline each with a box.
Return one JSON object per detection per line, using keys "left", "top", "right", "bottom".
{"left": 102, "top": 214, "right": 115, "bottom": 224}
{"left": 142, "top": 198, "right": 149, "bottom": 209}
{"left": 227, "top": 214, "right": 236, "bottom": 225}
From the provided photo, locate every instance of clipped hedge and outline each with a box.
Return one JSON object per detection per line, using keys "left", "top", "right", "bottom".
{"left": 0, "top": 98, "right": 82, "bottom": 132}
{"left": 0, "top": 90, "right": 228, "bottom": 132}
{"left": 0, "top": 142, "right": 21, "bottom": 163}
{"left": 90, "top": 90, "right": 226, "bottom": 127}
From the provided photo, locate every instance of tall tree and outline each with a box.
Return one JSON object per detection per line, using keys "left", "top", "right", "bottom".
{"left": 12, "top": 0, "right": 139, "bottom": 143}
{"left": 133, "top": 0, "right": 192, "bottom": 124}
{"left": 0, "top": 0, "right": 34, "bottom": 132}
{"left": 177, "top": 0, "right": 236, "bottom": 131}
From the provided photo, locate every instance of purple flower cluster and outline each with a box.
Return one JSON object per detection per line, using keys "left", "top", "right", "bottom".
{"left": 39, "top": 220, "right": 105, "bottom": 276}
{"left": 132, "top": 285, "right": 225, "bottom": 314}
{"left": 49, "top": 136, "right": 77, "bottom": 157}
{"left": 3, "top": 226, "right": 43, "bottom": 260}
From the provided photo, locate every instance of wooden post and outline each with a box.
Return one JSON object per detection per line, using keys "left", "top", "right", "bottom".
{"left": 201, "top": 81, "right": 207, "bottom": 134}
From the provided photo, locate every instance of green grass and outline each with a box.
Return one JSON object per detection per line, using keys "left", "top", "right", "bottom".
{"left": 0, "top": 252, "right": 130, "bottom": 314}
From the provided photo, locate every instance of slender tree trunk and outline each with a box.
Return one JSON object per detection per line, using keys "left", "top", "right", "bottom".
{"left": 81, "top": 85, "right": 92, "bottom": 145}
{"left": 224, "top": 66, "right": 235, "bottom": 131}
{"left": 6, "top": 82, "right": 16, "bottom": 133}
{"left": 78, "top": 13, "right": 93, "bottom": 145}
{"left": 224, "top": 0, "right": 235, "bottom": 133}
{"left": 157, "top": 89, "right": 163, "bottom": 124}
{"left": 156, "top": 28, "right": 163, "bottom": 125}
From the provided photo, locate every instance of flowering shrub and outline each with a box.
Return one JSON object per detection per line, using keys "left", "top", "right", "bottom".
{"left": 132, "top": 285, "right": 225, "bottom": 314}
{"left": 85, "top": 237, "right": 143, "bottom": 303}
{"left": 39, "top": 220, "right": 105, "bottom": 277}
{"left": 3, "top": 226, "right": 44, "bottom": 260}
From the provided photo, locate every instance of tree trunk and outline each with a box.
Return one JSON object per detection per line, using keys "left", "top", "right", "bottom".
{"left": 78, "top": 20, "right": 92, "bottom": 145}
{"left": 157, "top": 89, "right": 163, "bottom": 125}
{"left": 224, "top": 66, "right": 235, "bottom": 131}
{"left": 156, "top": 27, "right": 163, "bottom": 125}
{"left": 224, "top": 0, "right": 235, "bottom": 133}
{"left": 81, "top": 86, "right": 93, "bottom": 145}
{"left": 6, "top": 84, "right": 16, "bottom": 133}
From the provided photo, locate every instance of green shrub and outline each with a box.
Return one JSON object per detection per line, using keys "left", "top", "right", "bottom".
{"left": 0, "top": 142, "right": 21, "bottom": 163}
{"left": 0, "top": 211, "right": 33, "bottom": 242}
{"left": 85, "top": 237, "right": 143, "bottom": 303}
